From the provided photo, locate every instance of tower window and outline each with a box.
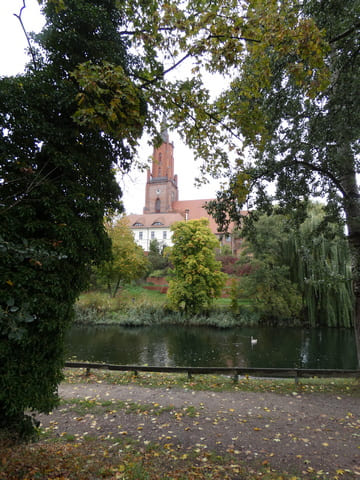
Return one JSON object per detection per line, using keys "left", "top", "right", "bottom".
{"left": 155, "top": 198, "right": 160, "bottom": 212}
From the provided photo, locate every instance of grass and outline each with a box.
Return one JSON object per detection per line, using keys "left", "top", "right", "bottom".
{"left": 76, "top": 286, "right": 165, "bottom": 312}
{"left": 75, "top": 286, "right": 261, "bottom": 327}
{"left": 61, "top": 397, "right": 176, "bottom": 416}
{"left": 63, "top": 367, "right": 360, "bottom": 396}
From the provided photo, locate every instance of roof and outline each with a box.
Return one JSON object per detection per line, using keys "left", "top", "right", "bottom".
{"left": 172, "top": 199, "right": 248, "bottom": 234}
{"left": 127, "top": 212, "right": 185, "bottom": 229}
{"left": 172, "top": 199, "right": 220, "bottom": 234}
{"left": 127, "top": 200, "right": 248, "bottom": 235}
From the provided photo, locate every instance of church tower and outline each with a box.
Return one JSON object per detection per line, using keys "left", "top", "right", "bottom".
{"left": 143, "top": 118, "right": 178, "bottom": 214}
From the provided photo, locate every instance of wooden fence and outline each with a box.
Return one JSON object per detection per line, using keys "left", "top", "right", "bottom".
{"left": 64, "top": 361, "right": 360, "bottom": 385}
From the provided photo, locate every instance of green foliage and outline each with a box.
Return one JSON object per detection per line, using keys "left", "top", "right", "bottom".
{"left": 287, "top": 204, "right": 354, "bottom": 327}
{"left": 71, "top": 61, "right": 146, "bottom": 143}
{"left": 239, "top": 206, "right": 354, "bottom": 326}
{"left": 147, "top": 239, "right": 171, "bottom": 275}
{"left": 96, "top": 217, "right": 149, "bottom": 297}
{"left": 0, "top": 0, "right": 146, "bottom": 435}
{"left": 166, "top": 219, "right": 227, "bottom": 315}
{"left": 240, "top": 260, "right": 303, "bottom": 322}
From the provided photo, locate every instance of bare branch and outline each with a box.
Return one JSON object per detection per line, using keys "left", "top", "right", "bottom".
{"left": 13, "top": 0, "right": 38, "bottom": 71}
{"left": 139, "top": 52, "right": 192, "bottom": 88}
{"left": 207, "top": 34, "right": 260, "bottom": 43}
{"left": 119, "top": 26, "right": 173, "bottom": 36}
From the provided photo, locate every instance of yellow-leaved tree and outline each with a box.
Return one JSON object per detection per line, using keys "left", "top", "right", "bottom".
{"left": 97, "top": 217, "right": 149, "bottom": 297}
{"left": 167, "top": 219, "right": 227, "bottom": 315}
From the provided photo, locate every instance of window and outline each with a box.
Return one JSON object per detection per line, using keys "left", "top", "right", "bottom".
{"left": 151, "top": 231, "right": 155, "bottom": 239}
{"left": 133, "top": 222, "right": 143, "bottom": 227}
{"left": 139, "top": 232, "right": 143, "bottom": 240}
{"left": 163, "top": 231, "right": 167, "bottom": 239}
{"left": 155, "top": 198, "right": 160, "bottom": 213}
{"left": 152, "top": 221, "right": 164, "bottom": 226}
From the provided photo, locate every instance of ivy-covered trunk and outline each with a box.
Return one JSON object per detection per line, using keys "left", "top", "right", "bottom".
{"left": 0, "top": 0, "right": 146, "bottom": 436}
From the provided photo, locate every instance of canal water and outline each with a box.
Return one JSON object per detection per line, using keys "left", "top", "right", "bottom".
{"left": 65, "top": 325, "right": 357, "bottom": 369}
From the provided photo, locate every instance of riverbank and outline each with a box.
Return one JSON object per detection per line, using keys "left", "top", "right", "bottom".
{"left": 75, "top": 287, "right": 311, "bottom": 328}
{"left": 74, "top": 303, "right": 260, "bottom": 327}
{"left": 2, "top": 371, "right": 359, "bottom": 479}
{"left": 74, "top": 286, "right": 261, "bottom": 327}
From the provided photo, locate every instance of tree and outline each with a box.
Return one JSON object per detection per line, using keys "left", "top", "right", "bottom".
{"left": 138, "top": 0, "right": 360, "bottom": 365}
{"left": 204, "top": 1, "right": 360, "bottom": 363}
{"left": 287, "top": 204, "right": 354, "bottom": 328}
{"left": 97, "top": 217, "right": 149, "bottom": 297}
{"left": 166, "top": 219, "right": 226, "bottom": 315}
{"left": 0, "top": 0, "right": 146, "bottom": 435}
{"left": 239, "top": 206, "right": 354, "bottom": 326}
{"left": 238, "top": 214, "right": 303, "bottom": 322}
{"left": 148, "top": 239, "right": 171, "bottom": 275}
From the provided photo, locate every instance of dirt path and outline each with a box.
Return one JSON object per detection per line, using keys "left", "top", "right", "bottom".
{"left": 38, "top": 383, "right": 360, "bottom": 478}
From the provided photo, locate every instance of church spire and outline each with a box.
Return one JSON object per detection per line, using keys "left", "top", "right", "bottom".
{"left": 160, "top": 114, "right": 169, "bottom": 143}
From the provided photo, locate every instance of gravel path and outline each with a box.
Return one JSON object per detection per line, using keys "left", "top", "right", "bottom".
{"left": 37, "top": 383, "right": 360, "bottom": 478}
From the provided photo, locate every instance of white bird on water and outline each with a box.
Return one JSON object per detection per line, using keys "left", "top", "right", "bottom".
{"left": 250, "top": 336, "right": 258, "bottom": 346}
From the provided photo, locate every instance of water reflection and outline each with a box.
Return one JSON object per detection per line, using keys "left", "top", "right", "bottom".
{"left": 65, "top": 325, "right": 357, "bottom": 369}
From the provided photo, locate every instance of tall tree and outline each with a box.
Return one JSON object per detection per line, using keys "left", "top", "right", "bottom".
{"left": 206, "top": 0, "right": 360, "bottom": 363}
{"left": 0, "top": 0, "right": 146, "bottom": 435}
{"left": 167, "top": 219, "right": 226, "bottom": 315}
{"left": 139, "top": 0, "right": 360, "bottom": 365}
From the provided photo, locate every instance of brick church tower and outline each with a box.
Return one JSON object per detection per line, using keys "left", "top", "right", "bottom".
{"left": 143, "top": 118, "right": 178, "bottom": 214}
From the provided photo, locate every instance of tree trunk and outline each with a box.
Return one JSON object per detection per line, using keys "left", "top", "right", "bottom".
{"left": 341, "top": 162, "right": 360, "bottom": 368}
{"left": 354, "top": 276, "right": 360, "bottom": 369}
{"left": 348, "top": 233, "right": 360, "bottom": 369}
{"left": 112, "top": 277, "right": 122, "bottom": 298}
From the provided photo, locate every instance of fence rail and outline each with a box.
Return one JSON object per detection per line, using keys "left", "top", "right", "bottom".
{"left": 64, "top": 361, "right": 360, "bottom": 384}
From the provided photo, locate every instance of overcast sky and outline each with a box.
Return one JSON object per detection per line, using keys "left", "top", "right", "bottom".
{"left": 0, "top": 0, "right": 222, "bottom": 215}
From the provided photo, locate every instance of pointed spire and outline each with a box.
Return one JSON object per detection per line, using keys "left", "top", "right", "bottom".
{"left": 160, "top": 114, "right": 169, "bottom": 143}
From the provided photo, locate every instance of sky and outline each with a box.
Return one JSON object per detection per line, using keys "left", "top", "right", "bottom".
{"left": 0, "top": 0, "right": 223, "bottom": 215}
